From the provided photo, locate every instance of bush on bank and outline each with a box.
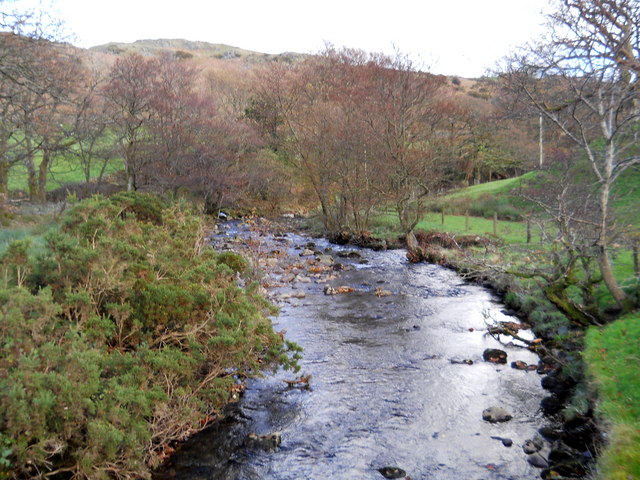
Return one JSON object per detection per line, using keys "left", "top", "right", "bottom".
{"left": 0, "top": 193, "right": 300, "bottom": 479}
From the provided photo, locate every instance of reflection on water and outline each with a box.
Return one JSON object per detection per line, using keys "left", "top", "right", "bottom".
{"left": 156, "top": 224, "right": 546, "bottom": 480}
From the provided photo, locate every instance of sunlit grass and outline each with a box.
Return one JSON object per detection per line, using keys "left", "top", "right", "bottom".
{"left": 446, "top": 171, "right": 538, "bottom": 199}
{"left": 8, "top": 156, "right": 123, "bottom": 192}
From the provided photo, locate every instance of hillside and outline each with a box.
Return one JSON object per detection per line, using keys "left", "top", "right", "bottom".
{"left": 89, "top": 38, "right": 308, "bottom": 64}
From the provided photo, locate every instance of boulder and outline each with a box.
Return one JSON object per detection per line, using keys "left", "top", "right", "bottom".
{"left": 483, "top": 348, "right": 507, "bottom": 364}
{"left": 482, "top": 406, "right": 512, "bottom": 423}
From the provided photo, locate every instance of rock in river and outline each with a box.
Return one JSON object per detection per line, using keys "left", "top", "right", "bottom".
{"left": 378, "top": 466, "right": 407, "bottom": 479}
{"left": 482, "top": 406, "right": 513, "bottom": 423}
{"left": 244, "top": 432, "right": 282, "bottom": 452}
{"left": 523, "top": 438, "right": 543, "bottom": 454}
{"left": 527, "top": 452, "right": 549, "bottom": 469}
{"left": 483, "top": 348, "right": 508, "bottom": 364}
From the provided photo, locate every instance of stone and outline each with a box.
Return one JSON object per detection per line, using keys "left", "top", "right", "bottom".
{"left": 244, "top": 432, "right": 282, "bottom": 451}
{"left": 482, "top": 406, "right": 512, "bottom": 423}
{"left": 523, "top": 439, "right": 542, "bottom": 454}
{"left": 337, "top": 250, "right": 362, "bottom": 258}
{"left": 378, "top": 466, "right": 406, "bottom": 479}
{"left": 300, "top": 249, "right": 315, "bottom": 257}
{"left": 483, "top": 348, "right": 508, "bottom": 364}
{"left": 527, "top": 452, "right": 549, "bottom": 469}
{"left": 511, "top": 360, "right": 529, "bottom": 370}
{"left": 538, "top": 426, "right": 562, "bottom": 441}
{"left": 317, "top": 254, "right": 334, "bottom": 265}
{"left": 491, "top": 436, "right": 513, "bottom": 447}
{"left": 264, "top": 257, "right": 279, "bottom": 267}
{"left": 548, "top": 442, "right": 579, "bottom": 464}
{"left": 540, "top": 395, "right": 563, "bottom": 414}
{"left": 375, "top": 287, "right": 392, "bottom": 297}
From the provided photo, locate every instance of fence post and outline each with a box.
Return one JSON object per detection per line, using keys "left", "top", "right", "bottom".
{"left": 493, "top": 212, "right": 498, "bottom": 236}
{"left": 441, "top": 207, "right": 445, "bottom": 226}
{"left": 634, "top": 242, "right": 639, "bottom": 278}
{"left": 465, "top": 210, "right": 469, "bottom": 232}
{"left": 526, "top": 215, "right": 531, "bottom": 244}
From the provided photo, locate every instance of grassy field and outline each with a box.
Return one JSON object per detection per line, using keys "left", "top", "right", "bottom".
{"left": 8, "top": 156, "right": 123, "bottom": 192}
{"left": 584, "top": 315, "right": 640, "bottom": 480}
{"left": 445, "top": 171, "right": 538, "bottom": 199}
{"left": 372, "top": 210, "right": 539, "bottom": 244}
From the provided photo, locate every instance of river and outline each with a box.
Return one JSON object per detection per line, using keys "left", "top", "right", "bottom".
{"left": 156, "top": 221, "right": 547, "bottom": 480}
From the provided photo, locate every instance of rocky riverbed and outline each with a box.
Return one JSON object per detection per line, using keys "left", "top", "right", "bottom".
{"left": 156, "top": 219, "right": 564, "bottom": 480}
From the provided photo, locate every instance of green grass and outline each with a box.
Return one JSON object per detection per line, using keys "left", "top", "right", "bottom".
{"left": 584, "top": 315, "right": 640, "bottom": 480}
{"left": 612, "top": 166, "right": 640, "bottom": 225}
{"left": 372, "top": 210, "right": 541, "bottom": 245}
{"left": 446, "top": 171, "right": 538, "bottom": 199}
{"left": 8, "top": 156, "right": 123, "bottom": 192}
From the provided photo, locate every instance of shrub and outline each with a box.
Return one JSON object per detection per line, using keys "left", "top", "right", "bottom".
{"left": 0, "top": 193, "right": 300, "bottom": 479}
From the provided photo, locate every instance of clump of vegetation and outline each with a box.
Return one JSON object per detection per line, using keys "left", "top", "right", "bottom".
{"left": 0, "top": 193, "right": 300, "bottom": 479}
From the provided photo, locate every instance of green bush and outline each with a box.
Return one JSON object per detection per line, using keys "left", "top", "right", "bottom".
{"left": 0, "top": 193, "right": 300, "bottom": 479}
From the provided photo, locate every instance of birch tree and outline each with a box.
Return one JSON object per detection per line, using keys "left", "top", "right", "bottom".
{"left": 503, "top": 0, "right": 640, "bottom": 310}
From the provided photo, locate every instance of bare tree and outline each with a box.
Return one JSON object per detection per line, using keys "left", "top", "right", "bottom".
{"left": 502, "top": 0, "right": 640, "bottom": 310}
{"left": 103, "top": 53, "right": 159, "bottom": 191}
{"left": 67, "top": 65, "right": 114, "bottom": 187}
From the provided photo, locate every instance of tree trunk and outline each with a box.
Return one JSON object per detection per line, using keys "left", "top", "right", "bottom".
{"left": 36, "top": 149, "right": 50, "bottom": 204}
{"left": 0, "top": 162, "right": 9, "bottom": 195}
{"left": 597, "top": 246, "right": 630, "bottom": 310}
{"left": 597, "top": 165, "right": 629, "bottom": 309}
{"left": 25, "top": 154, "right": 37, "bottom": 201}
{"left": 543, "top": 283, "right": 596, "bottom": 327}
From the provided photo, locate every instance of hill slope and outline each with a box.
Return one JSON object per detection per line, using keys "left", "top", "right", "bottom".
{"left": 90, "top": 38, "right": 307, "bottom": 63}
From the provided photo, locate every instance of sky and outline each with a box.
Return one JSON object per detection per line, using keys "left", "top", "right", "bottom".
{"left": 14, "top": 0, "right": 551, "bottom": 77}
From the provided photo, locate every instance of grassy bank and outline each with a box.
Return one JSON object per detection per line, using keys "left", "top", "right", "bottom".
{"left": 584, "top": 315, "right": 640, "bottom": 480}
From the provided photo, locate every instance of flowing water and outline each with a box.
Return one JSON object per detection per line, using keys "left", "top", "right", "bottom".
{"left": 157, "top": 222, "right": 547, "bottom": 480}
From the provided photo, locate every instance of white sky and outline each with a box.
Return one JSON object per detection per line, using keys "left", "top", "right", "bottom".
{"left": 14, "top": 0, "right": 552, "bottom": 77}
